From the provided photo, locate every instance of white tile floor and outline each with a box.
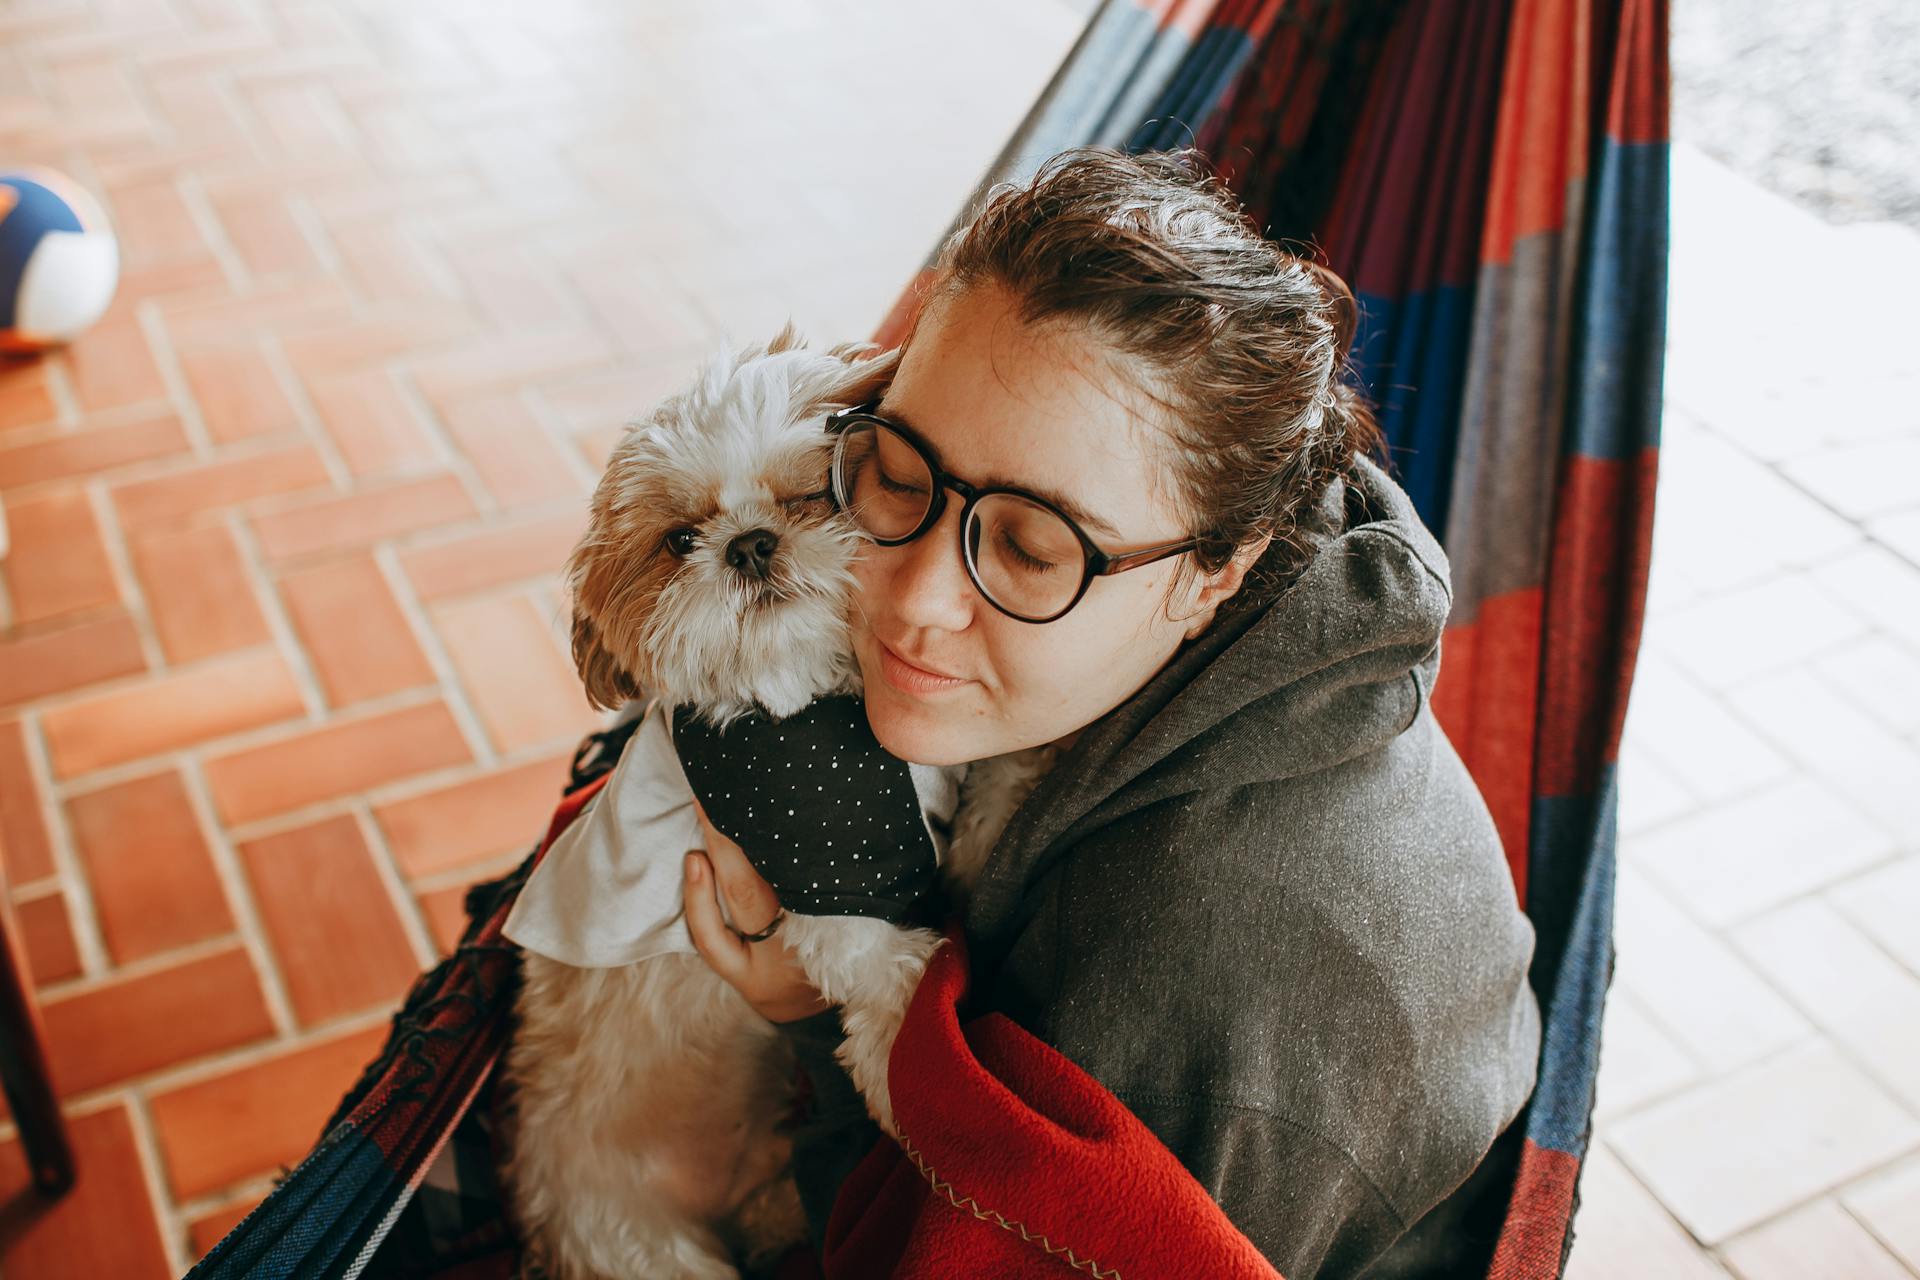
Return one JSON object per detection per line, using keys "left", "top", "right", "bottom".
{"left": 1570, "top": 142, "right": 1920, "bottom": 1277}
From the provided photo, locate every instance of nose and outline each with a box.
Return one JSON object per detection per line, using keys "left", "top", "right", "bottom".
{"left": 885, "top": 500, "right": 976, "bottom": 632}
{"left": 725, "top": 528, "right": 779, "bottom": 580}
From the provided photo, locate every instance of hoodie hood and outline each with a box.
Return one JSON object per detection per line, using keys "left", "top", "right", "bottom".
{"left": 964, "top": 451, "right": 1456, "bottom": 953}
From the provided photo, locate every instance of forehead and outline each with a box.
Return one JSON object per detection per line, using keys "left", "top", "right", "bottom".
{"left": 623, "top": 414, "right": 825, "bottom": 515}
{"left": 880, "top": 285, "right": 1181, "bottom": 536}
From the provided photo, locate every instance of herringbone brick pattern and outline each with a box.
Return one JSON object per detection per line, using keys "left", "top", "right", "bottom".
{"left": 0, "top": 1, "right": 1083, "bottom": 1272}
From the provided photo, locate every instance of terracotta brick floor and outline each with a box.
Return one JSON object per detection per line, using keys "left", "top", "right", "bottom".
{"left": 7, "top": 3, "right": 1919, "bottom": 1278}
{"left": 0, "top": 0, "right": 1084, "bottom": 1272}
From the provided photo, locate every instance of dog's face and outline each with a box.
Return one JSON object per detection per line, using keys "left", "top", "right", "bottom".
{"left": 570, "top": 323, "right": 899, "bottom": 721}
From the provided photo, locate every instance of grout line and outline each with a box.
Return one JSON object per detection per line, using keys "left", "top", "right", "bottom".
{"left": 519, "top": 380, "right": 606, "bottom": 493}
{"left": 40, "top": 349, "right": 84, "bottom": 427}
{"left": 36, "top": 932, "right": 243, "bottom": 1003}
{"left": 1594, "top": 1023, "right": 1822, "bottom": 1132}
{"left": 226, "top": 509, "right": 329, "bottom": 720}
{"left": 1714, "top": 907, "right": 1920, "bottom": 1127}
{"left": 135, "top": 293, "right": 215, "bottom": 454}
{"left": 41, "top": 719, "right": 576, "bottom": 844}
{"left": 124, "top": 1086, "right": 196, "bottom": 1277}
{"left": 104, "top": 1006, "right": 397, "bottom": 1114}
{"left": 390, "top": 358, "right": 504, "bottom": 517}
{"left": 1796, "top": 625, "right": 1920, "bottom": 751}
{"left": 285, "top": 187, "right": 351, "bottom": 285}
{"left": 1826, "top": 893, "right": 1920, "bottom": 987}
{"left": 0, "top": 394, "right": 199, "bottom": 450}
{"left": 16, "top": 711, "right": 112, "bottom": 976}
{"left": 397, "top": 217, "right": 470, "bottom": 303}
{"left": 174, "top": 169, "right": 251, "bottom": 296}
{"left": 1587, "top": 1132, "right": 1733, "bottom": 1264}
{"left": 173, "top": 763, "right": 300, "bottom": 1038}
{"left": 0, "top": 531, "right": 13, "bottom": 632}
{"left": 10, "top": 639, "right": 300, "bottom": 737}
{"left": 349, "top": 801, "right": 439, "bottom": 970}
{"left": 51, "top": 683, "right": 439, "bottom": 796}
{"left": 375, "top": 540, "right": 499, "bottom": 768}
{"left": 7, "top": 875, "right": 63, "bottom": 903}
{"left": 86, "top": 478, "right": 169, "bottom": 673}
{"left": 409, "top": 844, "right": 536, "bottom": 897}
{"left": 1597, "top": 1013, "right": 1920, "bottom": 1249}
{"left": 5, "top": 427, "right": 326, "bottom": 510}
{"left": 175, "top": 1171, "right": 283, "bottom": 1245}
{"left": 1838, "top": 1195, "right": 1920, "bottom": 1280}
{"left": 257, "top": 329, "right": 358, "bottom": 491}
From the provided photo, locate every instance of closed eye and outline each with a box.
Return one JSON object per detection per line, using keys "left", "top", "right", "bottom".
{"left": 781, "top": 488, "right": 835, "bottom": 513}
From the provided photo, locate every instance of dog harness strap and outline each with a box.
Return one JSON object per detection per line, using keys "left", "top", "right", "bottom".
{"left": 670, "top": 696, "right": 943, "bottom": 923}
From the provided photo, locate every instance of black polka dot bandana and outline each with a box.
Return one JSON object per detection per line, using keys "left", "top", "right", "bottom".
{"left": 670, "top": 696, "right": 942, "bottom": 923}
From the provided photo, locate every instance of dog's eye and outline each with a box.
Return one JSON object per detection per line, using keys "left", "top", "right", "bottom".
{"left": 663, "top": 528, "right": 698, "bottom": 557}
{"left": 781, "top": 488, "right": 834, "bottom": 516}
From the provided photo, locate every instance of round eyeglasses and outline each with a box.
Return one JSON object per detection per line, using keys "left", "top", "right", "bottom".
{"left": 825, "top": 400, "right": 1204, "bottom": 624}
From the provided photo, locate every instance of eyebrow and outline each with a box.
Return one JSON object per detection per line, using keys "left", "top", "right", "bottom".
{"left": 873, "top": 399, "right": 1124, "bottom": 541}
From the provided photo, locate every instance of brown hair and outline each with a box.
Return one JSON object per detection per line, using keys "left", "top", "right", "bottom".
{"left": 899, "top": 144, "right": 1385, "bottom": 585}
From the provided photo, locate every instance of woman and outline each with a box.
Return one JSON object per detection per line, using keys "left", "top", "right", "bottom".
{"left": 681, "top": 146, "right": 1541, "bottom": 1279}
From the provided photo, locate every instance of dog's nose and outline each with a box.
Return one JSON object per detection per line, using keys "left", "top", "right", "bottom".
{"left": 725, "top": 529, "right": 780, "bottom": 579}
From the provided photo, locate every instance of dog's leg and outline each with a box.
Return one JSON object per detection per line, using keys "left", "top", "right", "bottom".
{"left": 778, "top": 915, "right": 943, "bottom": 1139}
{"left": 503, "top": 952, "right": 789, "bottom": 1280}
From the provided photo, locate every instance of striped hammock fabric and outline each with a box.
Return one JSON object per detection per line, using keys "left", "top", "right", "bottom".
{"left": 874, "top": 2, "right": 1669, "bottom": 1271}
{"left": 189, "top": 2, "right": 1668, "bottom": 1276}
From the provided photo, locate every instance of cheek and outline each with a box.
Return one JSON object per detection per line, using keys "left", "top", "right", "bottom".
{"left": 848, "top": 545, "right": 888, "bottom": 622}
{"left": 1043, "top": 579, "right": 1181, "bottom": 688}
{"left": 990, "top": 596, "right": 1159, "bottom": 712}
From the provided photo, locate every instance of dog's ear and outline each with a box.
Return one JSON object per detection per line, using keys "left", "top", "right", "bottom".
{"left": 571, "top": 609, "right": 641, "bottom": 712}
{"left": 567, "top": 533, "right": 643, "bottom": 711}
{"left": 804, "top": 338, "right": 904, "bottom": 417}
{"left": 763, "top": 317, "right": 808, "bottom": 356}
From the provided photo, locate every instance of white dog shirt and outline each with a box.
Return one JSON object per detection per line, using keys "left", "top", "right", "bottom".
{"left": 503, "top": 696, "right": 959, "bottom": 969}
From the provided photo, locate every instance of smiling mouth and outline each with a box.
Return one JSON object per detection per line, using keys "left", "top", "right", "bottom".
{"left": 876, "top": 638, "right": 970, "bottom": 695}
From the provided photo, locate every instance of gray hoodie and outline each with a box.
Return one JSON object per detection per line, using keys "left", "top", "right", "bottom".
{"left": 778, "top": 451, "right": 1542, "bottom": 1279}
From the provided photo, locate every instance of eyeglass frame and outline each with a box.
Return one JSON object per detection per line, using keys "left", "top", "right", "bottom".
{"left": 823, "top": 398, "right": 1205, "bottom": 624}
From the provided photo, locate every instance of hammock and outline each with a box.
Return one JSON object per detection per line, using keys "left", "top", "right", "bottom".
{"left": 188, "top": 0, "right": 1667, "bottom": 1275}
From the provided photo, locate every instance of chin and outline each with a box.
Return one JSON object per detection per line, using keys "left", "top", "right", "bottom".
{"left": 863, "top": 694, "right": 974, "bottom": 767}
{"left": 850, "top": 649, "right": 970, "bottom": 766}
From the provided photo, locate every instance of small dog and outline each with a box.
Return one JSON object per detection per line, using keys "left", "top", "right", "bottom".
{"left": 498, "top": 322, "right": 1049, "bottom": 1280}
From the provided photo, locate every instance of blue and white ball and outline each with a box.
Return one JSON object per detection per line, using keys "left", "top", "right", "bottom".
{"left": 0, "top": 167, "right": 120, "bottom": 354}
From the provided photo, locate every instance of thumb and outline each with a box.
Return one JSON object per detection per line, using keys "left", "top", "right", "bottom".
{"left": 683, "top": 850, "right": 749, "bottom": 978}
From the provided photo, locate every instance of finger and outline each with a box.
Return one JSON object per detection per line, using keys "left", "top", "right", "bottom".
{"left": 695, "top": 812, "right": 784, "bottom": 935}
{"left": 681, "top": 851, "right": 750, "bottom": 978}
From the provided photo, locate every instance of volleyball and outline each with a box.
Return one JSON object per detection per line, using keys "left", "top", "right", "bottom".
{"left": 0, "top": 166, "right": 120, "bottom": 353}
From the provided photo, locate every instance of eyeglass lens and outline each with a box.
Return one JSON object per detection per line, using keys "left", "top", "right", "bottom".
{"left": 833, "top": 422, "right": 1087, "bottom": 620}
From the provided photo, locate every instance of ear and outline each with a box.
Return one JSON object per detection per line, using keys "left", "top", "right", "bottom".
{"left": 796, "top": 335, "right": 904, "bottom": 419}
{"left": 571, "top": 609, "right": 642, "bottom": 711}
{"left": 566, "top": 531, "right": 643, "bottom": 710}
{"left": 1179, "top": 532, "right": 1273, "bottom": 639}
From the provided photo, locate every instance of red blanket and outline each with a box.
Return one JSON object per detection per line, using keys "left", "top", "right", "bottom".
{"left": 793, "top": 923, "right": 1285, "bottom": 1279}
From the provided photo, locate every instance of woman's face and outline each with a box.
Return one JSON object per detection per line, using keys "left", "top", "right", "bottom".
{"left": 850, "top": 282, "right": 1227, "bottom": 767}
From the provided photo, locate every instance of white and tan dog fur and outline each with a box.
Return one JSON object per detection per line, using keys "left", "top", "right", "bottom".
{"left": 499, "top": 323, "right": 1049, "bottom": 1280}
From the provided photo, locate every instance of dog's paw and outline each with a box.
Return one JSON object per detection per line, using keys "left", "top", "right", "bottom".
{"left": 834, "top": 1002, "right": 908, "bottom": 1139}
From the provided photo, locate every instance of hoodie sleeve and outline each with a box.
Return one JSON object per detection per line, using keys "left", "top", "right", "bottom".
{"left": 773, "top": 1007, "right": 883, "bottom": 1254}
{"left": 1108, "top": 1090, "right": 1409, "bottom": 1277}
{"left": 994, "top": 716, "right": 1541, "bottom": 1278}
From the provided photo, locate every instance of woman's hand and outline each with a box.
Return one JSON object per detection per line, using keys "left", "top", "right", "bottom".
{"left": 684, "top": 806, "right": 833, "bottom": 1024}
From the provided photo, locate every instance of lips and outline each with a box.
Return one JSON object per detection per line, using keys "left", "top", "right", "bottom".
{"left": 879, "top": 640, "right": 960, "bottom": 679}
{"left": 875, "top": 637, "right": 971, "bottom": 695}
